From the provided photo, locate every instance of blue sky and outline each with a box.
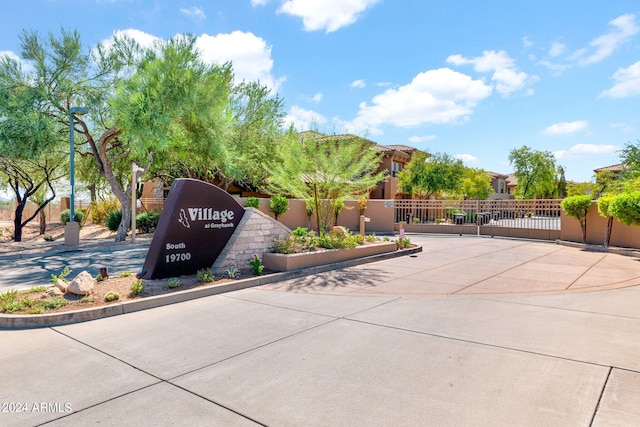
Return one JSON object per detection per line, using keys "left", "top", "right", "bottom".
{"left": 1, "top": 0, "right": 639, "bottom": 182}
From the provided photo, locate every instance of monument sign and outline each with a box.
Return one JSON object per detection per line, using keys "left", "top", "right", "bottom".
{"left": 138, "top": 179, "right": 245, "bottom": 279}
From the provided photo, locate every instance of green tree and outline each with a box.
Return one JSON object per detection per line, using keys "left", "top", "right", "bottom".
{"left": 561, "top": 195, "right": 592, "bottom": 244}
{"left": 269, "top": 195, "right": 289, "bottom": 220}
{"left": 597, "top": 195, "right": 615, "bottom": 247}
{"left": 8, "top": 29, "right": 247, "bottom": 242}
{"left": 566, "top": 181, "right": 594, "bottom": 197}
{"left": 594, "top": 170, "right": 619, "bottom": 197}
{"left": 267, "top": 132, "right": 387, "bottom": 233}
{"left": 609, "top": 192, "right": 640, "bottom": 228}
{"left": 554, "top": 165, "right": 568, "bottom": 198}
{"left": 457, "top": 168, "right": 493, "bottom": 200}
{"left": 397, "top": 152, "right": 465, "bottom": 199}
{"left": 0, "top": 75, "right": 67, "bottom": 241}
{"left": 508, "top": 146, "right": 556, "bottom": 199}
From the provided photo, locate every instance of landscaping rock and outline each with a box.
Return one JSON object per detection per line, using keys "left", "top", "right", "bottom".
{"left": 54, "top": 279, "right": 68, "bottom": 293}
{"left": 43, "top": 287, "right": 64, "bottom": 298}
{"left": 67, "top": 271, "right": 95, "bottom": 296}
{"left": 331, "top": 226, "right": 349, "bottom": 236}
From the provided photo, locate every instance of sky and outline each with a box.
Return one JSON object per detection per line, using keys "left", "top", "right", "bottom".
{"left": 1, "top": 0, "right": 639, "bottom": 183}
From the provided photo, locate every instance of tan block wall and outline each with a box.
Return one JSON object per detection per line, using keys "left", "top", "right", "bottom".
{"left": 239, "top": 198, "right": 396, "bottom": 233}
{"left": 560, "top": 202, "right": 640, "bottom": 248}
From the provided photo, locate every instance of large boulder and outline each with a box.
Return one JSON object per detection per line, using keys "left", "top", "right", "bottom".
{"left": 67, "top": 271, "right": 95, "bottom": 296}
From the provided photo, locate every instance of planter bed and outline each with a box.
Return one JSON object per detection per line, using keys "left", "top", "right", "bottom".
{"left": 263, "top": 241, "right": 398, "bottom": 272}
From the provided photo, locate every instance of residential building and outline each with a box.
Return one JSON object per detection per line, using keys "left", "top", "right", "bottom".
{"left": 487, "top": 172, "right": 516, "bottom": 199}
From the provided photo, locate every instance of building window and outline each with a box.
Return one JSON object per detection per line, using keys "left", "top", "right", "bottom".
{"left": 392, "top": 161, "right": 402, "bottom": 177}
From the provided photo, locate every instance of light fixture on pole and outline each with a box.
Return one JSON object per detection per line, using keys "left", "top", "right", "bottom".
{"left": 65, "top": 107, "right": 88, "bottom": 246}
{"left": 131, "top": 163, "right": 145, "bottom": 244}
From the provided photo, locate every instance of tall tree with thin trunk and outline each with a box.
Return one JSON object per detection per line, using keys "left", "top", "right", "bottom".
{"left": 267, "top": 132, "right": 387, "bottom": 233}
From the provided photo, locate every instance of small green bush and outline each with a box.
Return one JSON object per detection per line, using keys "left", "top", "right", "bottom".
{"left": 130, "top": 279, "right": 144, "bottom": 295}
{"left": 104, "top": 291, "right": 120, "bottom": 302}
{"left": 95, "top": 273, "right": 106, "bottom": 282}
{"left": 136, "top": 212, "right": 161, "bottom": 233}
{"left": 225, "top": 267, "right": 240, "bottom": 280}
{"left": 168, "top": 277, "right": 181, "bottom": 288}
{"left": 610, "top": 192, "right": 640, "bottom": 226}
{"left": 90, "top": 198, "right": 121, "bottom": 225}
{"left": 51, "top": 267, "right": 72, "bottom": 284}
{"left": 39, "top": 297, "right": 69, "bottom": 310}
{"left": 249, "top": 254, "right": 264, "bottom": 276}
{"left": 244, "top": 197, "right": 260, "bottom": 209}
{"left": 106, "top": 210, "right": 123, "bottom": 232}
{"left": 196, "top": 269, "right": 214, "bottom": 283}
{"left": 60, "top": 209, "right": 85, "bottom": 226}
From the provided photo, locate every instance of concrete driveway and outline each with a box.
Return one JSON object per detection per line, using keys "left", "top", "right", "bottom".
{"left": 1, "top": 235, "right": 640, "bottom": 426}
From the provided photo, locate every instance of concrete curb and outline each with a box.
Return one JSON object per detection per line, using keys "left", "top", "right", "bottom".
{"left": 555, "top": 240, "right": 640, "bottom": 258}
{"left": 0, "top": 245, "right": 422, "bottom": 329}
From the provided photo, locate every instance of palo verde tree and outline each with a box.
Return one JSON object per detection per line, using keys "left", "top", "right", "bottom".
{"left": 8, "top": 29, "right": 244, "bottom": 241}
{"left": 397, "top": 151, "right": 465, "bottom": 199}
{"left": 267, "top": 131, "right": 387, "bottom": 233}
{"left": 508, "top": 146, "right": 557, "bottom": 199}
{"left": 0, "top": 69, "right": 67, "bottom": 241}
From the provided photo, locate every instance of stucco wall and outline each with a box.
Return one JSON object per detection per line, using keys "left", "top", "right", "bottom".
{"left": 239, "top": 198, "right": 396, "bottom": 233}
{"left": 560, "top": 202, "right": 640, "bottom": 248}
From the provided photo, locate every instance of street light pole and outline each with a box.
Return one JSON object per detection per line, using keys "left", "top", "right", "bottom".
{"left": 65, "top": 107, "right": 88, "bottom": 246}
{"left": 68, "top": 107, "right": 88, "bottom": 223}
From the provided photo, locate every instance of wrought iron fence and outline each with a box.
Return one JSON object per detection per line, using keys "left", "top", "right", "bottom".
{"left": 394, "top": 199, "right": 562, "bottom": 231}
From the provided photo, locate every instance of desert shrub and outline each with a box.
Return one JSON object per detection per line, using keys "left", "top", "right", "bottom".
{"left": 130, "top": 279, "right": 144, "bottom": 295}
{"left": 60, "top": 209, "right": 85, "bottom": 226}
{"left": 244, "top": 197, "right": 260, "bottom": 209}
{"left": 104, "top": 291, "right": 120, "bottom": 302}
{"left": 269, "top": 195, "right": 289, "bottom": 220}
{"left": 168, "top": 277, "right": 181, "bottom": 288}
{"left": 106, "top": 210, "right": 122, "bottom": 232}
{"left": 90, "top": 198, "right": 121, "bottom": 225}
{"left": 136, "top": 212, "right": 161, "bottom": 233}
{"left": 196, "top": 269, "right": 214, "bottom": 283}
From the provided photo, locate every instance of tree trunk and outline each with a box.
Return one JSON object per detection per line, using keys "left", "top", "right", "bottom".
{"left": 39, "top": 208, "right": 46, "bottom": 235}
{"left": 13, "top": 202, "right": 25, "bottom": 242}
{"left": 581, "top": 218, "right": 587, "bottom": 244}
{"left": 604, "top": 216, "right": 613, "bottom": 247}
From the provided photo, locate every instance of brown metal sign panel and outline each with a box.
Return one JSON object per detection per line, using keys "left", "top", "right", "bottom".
{"left": 138, "top": 179, "right": 245, "bottom": 280}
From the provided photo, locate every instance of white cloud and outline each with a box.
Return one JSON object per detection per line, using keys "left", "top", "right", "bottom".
{"left": 446, "top": 50, "right": 536, "bottom": 97}
{"left": 408, "top": 135, "right": 436, "bottom": 143}
{"left": 0, "top": 50, "right": 34, "bottom": 74}
{"left": 350, "top": 79, "right": 366, "bottom": 88}
{"left": 575, "top": 13, "right": 639, "bottom": 65}
{"left": 522, "top": 36, "right": 534, "bottom": 48}
{"left": 195, "top": 31, "right": 284, "bottom": 92}
{"left": 343, "top": 68, "right": 492, "bottom": 134}
{"left": 600, "top": 60, "right": 640, "bottom": 98}
{"left": 454, "top": 154, "right": 478, "bottom": 164}
{"left": 251, "top": 0, "right": 269, "bottom": 5}
{"left": 278, "top": 0, "right": 381, "bottom": 33}
{"left": 549, "top": 42, "right": 565, "bottom": 57}
{"left": 553, "top": 143, "right": 619, "bottom": 159}
{"left": 99, "top": 29, "right": 284, "bottom": 92}
{"left": 180, "top": 6, "right": 206, "bottom": 22}
{"left": 285, "top": 106, "right": 328, "bottom": 130}
{"left": 102, "top": 29, "right": 160, "bottom": 51}
{"left": 311, "top": 92, "right": 323, "bottom": 103}
{"left": 542, "top": 120, "right": 589, "bottom": 135}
